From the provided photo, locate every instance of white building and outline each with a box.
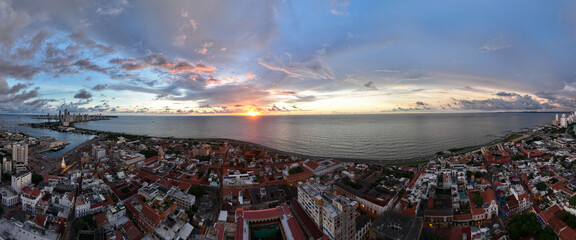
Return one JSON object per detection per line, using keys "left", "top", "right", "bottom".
{"left": 12, "top": 142, "right": 28, "bottom": 166}
{"left": 2, "top": 157, "right": 11, "bottom": 174}
{"left": 298, "top": 181, "right": 358, "bottom": 240}
{"left": 120, "top": 153, "right": 145, "bottom": 166}
{"left": 75, "top": 196, "right": 90, "bottom": 218}
{"left": 561, "top": 113, "right": 568, "bottom": 128}
{"left": 21, "top": 187, "right": 43, "bottom": 214}
{"left": 12, "top": 171, "right": 31, "bottom": 193}
{"left": 0, "top": 187, "right": 19, "bottom": 207}
{"left": 170, "top": 190, "right": 196, "bottom": 209}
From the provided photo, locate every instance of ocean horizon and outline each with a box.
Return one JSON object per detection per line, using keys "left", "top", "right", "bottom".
{"left": 67, "top": 112, "right": 557, "bottom": 160}
{"left": 0, "top": 112, "right": 559, "bottom": 160}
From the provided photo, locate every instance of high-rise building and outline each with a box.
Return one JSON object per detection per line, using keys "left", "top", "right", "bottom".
{"left": 12, "top": 142, "right": 28, "bottom": 168}
{"left": 298, "top": 181, "right": 357, "bottom": 240}
{"left": 12, "top": 171, "right": 31, "bottom": 193}
{"left": 2, "top": 157, "right": 12, "bottom": 174}
{"left": 561, "top": 113, "right": 568, "bottom": 128}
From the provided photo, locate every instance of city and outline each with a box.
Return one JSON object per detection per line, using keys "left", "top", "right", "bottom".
{"left": 0, "top": 112, "right": 573, "bottom": 240}
{"left": 2, "top": 1, "right": 576, "bottom": 239}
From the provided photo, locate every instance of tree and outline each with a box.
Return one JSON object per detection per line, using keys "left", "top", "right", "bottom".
{"left": 74, "top": 219, "right": 86, "bottom": 232}
{"left": 31, "top": 173, "right": 43, "bottom": 185}
{"left": 570, "top": 195, "right": 576, "bottom": 206}
{"left": 535, "top": 182, "right": 547, "bottom": 191}
{"left": 188, "top": 185, "right": 206, "bottom": 199}
{"left": 473, "top": 193, "right": 483, "bottom": 207}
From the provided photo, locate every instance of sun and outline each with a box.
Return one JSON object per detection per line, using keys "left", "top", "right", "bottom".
{"left": 247, "top": 111, "right": 261, "bottom": 117}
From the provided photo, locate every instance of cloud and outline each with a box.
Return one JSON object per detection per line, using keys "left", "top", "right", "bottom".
{"left": 454, "top": 94, "right": 553, "bottom": 111}
{"left": 258, "top": 49, "right": 334, "bottom": 80}
{"left": 330, "top": 0, "right": 350, "bottom": 16}
{"left": 0, "top": 77, "right": 50, "bottom": 111}
{"left": 481, "top": 35, "right": 512, "bottom": 52}
{"left": 109, "top": 53, "right": 216, "bottom": 74}
{"left": 287, "top": 95, "right": 316, "bottom": 103}
{"left": 73, "top": 59, "right": 107, "bottom": 74}
{"left": 392, "top": 101, "right": 432, "bottom": 112}
{"left": 0, "top": 59, "right": 39, "bottom": 80}
{"left": 73, "top": 89, "right": 93, "bottom": 99}
{"left": 360, "top": 81, "right": 377, "bottom": 91}
{"left": 95, "top": 0, "right": 129, "bottom": 16}
{"left": 69, "top": 28, "right": 116, "bottom": 55}
{"left": 0, "top": 0, "right": 30, "bottom": 49}
{"left": 495, "top": 91, "right": 519, "bottom": 97}
{"left": 92, "top": 84, "right": 108, "bottom": 91}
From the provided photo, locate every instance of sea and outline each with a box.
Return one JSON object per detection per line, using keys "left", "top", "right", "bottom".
{"left": 0, "top": 114, "right": 94, "bottom": 158}
{"left": 0, "top": 112, "right": 558, "bottom": 161}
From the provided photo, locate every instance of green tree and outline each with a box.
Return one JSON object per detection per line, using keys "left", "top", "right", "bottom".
{"left": 187, "top": 185, "right": 206, "bottom": 199}
{"left": 472, "top": 193, "right": 483, "bottom": 207}
{"left": 74, "top": 219, "right": 86, "bottom": 232}
{"left": 535, "top": 182, "right": 547, "bottom": 191}
{"left": 570, "top": 195, "right": 576, "bottom": 206}
{"left": 31, "top": 173, "right": 43, "bottom": 185}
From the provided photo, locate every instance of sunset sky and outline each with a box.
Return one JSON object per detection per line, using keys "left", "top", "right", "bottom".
{"left": 1, "top": 0, "right": 576, "bottom": 115}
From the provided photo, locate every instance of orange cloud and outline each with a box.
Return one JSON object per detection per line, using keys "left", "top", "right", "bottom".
{"left": 246, "top": 72, "right": 256, "bottom": 79}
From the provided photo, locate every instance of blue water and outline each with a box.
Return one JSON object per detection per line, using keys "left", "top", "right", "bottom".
{"left": 0, "top": 114, "right": 95, "bottom": 158}
{"left": 66, "top": 112, "right": 556, "bottom": 160}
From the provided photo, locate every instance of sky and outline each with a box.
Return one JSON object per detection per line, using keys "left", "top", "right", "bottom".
{"left": 1, "top": 0, "right": 576, "bottom": 115}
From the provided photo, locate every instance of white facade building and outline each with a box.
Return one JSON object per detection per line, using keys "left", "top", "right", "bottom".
{"left": 11, "top": 171, "right": 31, "bottom": 193}
{"left": 75, "top": 196, "right": 91, "bottom": 218}
{"left": 298, "top": 181, "right": 358, "bottom": 240}
{"left": 0, "top": 187, "right": 19, "bottom": 207}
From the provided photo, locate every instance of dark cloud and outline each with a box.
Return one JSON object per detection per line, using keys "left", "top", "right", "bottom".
{"left": 416, "top": 101, "right": 426, "bottom": 106}
{"left": 0, "top": 77, "right": 48, "bottom": 111}
{"left": 73, "top": 89, "right": 93, "bottom": 99}
{"left": 69, "top": 28, "right": 116, "bottom": 55}
{"left": 360, "top": 81, "right": 377, "bottom": 91}
{"left": 287, "top": 95, "right": 316, "bottom": 103}
{"left": 454, "top": 94, "right": 553, "bottom": 110}
{"left": 0, "top": 59, "right": 40, "bottom": 80}
{"left": 92, "top": 84, "right": 108, "bottom": 91}
{"left": 73, "top": 59, "right": 107, "bottom": 74}
{"left": 495, "top": 92, "right": 519, "bottom": 97}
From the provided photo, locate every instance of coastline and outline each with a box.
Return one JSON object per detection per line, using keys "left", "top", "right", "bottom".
{"left": 20, "top": 121, "right": 540, "bottom": 166}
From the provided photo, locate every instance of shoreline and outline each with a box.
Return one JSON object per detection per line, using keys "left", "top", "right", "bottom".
{"left": 19, "top": 121, "right": 542, "bottom": 166}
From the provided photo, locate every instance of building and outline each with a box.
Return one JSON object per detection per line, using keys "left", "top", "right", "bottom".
{"left": 120, "top": 153, "right": 145, "bottom": 167}
{"left": 170, "top": 190, "right": 196, "bottom": 209}
{"left": 12, "top": 142, "right": 28, "bottom": 165}
{"left": 12, "top": 171, "right": 31, "bottom": 193}
{"left": 370, "top": 210, "right": 423, "bottom": 240}
{"left": 75, "top": 196, "right": 90, "bottom": 218}
{"left": 235, "top": 204, "right": 305, "bottom": 240}
{"left": 2, "top": 157, "right": 10, "bottom": 174}
{"left": 0, "top": 187, "right": 19, "bottom": 206}
{"left": 126, "top": 197, "right": 178, "bottom": 233}
{"left": 303, "top": 159, "right": 343, "bottom": 176}
{"left": 561, "top": 113, "right": 568, "bottom": 128}
{"left": 21, "top": 187, "right": 44, "bottom": 214}
{"left": 298, "top": 181, "right": 358, "bottom": 240}
{"left": 12, "top": 142, "right": 28, "bottom": 170}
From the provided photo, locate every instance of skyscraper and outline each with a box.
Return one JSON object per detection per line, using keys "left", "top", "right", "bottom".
{"left": 12, "top": 142, "right": 28, "bottom": 167}
{"left": 561, "top": 113, "right": 568, "bottom": 128}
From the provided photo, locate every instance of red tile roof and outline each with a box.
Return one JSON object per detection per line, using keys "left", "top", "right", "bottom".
{"left": 95, "top": 213, "right": 109, "bottom": 229}
{"left": 559, "top": 227, "right": 576, "bottom": 240}
{"left": 304, "top": 161, "right": 321, "bottom": 171}
{"left": 549, "top": 217, "right": 568, "bottom": 234}
{"left": 33, "top": 214, "right": 47, "bottom": 227}
{"left": 122, "top": 221, "right": 143, "bottom": 240}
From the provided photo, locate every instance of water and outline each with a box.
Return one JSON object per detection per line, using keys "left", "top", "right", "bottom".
{"left": 68, "top": 112, "right": 556, "bottom": 160}
{"left": 0, "top": 114, "right": 95, "bottom": 158}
